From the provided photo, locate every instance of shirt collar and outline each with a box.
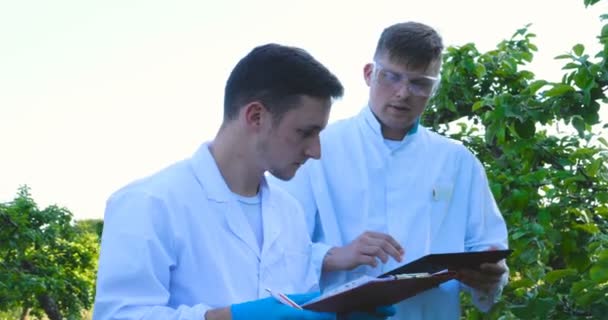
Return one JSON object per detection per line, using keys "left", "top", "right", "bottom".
{"left": 360, "top": 105, "right": 420, "bottom": 139}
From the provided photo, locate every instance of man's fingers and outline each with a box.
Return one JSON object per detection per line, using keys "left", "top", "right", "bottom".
{"left": 356, "top": 254, "right": 378, "bottom": 268}
{"left": 379, "top": 240, "right": 404, "bottom": 262}
{"left": 460, "top": 268, "right": 503, "bottom": 281}
{"left": 459, "top": 277, "right": 495, "bottom": 293}
{"left": 360, "top": 245, "right": 389, "bottom": 263}
{"left": 458, "top": 268, "right": 503, "bottom": 291}
{"left": 458, "top": 273, "right": 496, "bottom": 292}
{"left": 341, "top": 231, "right": 406, "bottom": 270}
{"left": 479, "top": 262, "right": 507, "bottom": 275}
{"left": 359, "top": 239, "right": 399, "bottom": 263}
{"left": 364, "top": 232, "right": 405, "bottom": 256}
{"left": 360, "top": 233, "right": 404, "bottom": 262}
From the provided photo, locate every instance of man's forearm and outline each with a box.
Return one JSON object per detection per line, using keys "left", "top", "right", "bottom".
{"left": 322, "top": 246, "right": 342, "bottom": 272}
{"left": 205, "top": 307, "right": 231, "bottom": 320}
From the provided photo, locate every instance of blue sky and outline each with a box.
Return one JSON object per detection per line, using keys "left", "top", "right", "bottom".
{"left": 1, "top": 0, "right": 606, "bottom": 220}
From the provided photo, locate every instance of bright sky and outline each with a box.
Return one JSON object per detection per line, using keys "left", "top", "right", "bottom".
{"left": 1, "top": 0, "right": 607, "bottom": 220}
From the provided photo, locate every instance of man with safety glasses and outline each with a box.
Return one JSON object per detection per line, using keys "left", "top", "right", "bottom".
{"left": 271, "top": 22, "right": 509, "bottom": 319}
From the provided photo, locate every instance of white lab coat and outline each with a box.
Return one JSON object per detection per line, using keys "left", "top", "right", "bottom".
{"left": 93, "top": 143, "right": 321, "bottom": 320}
{"left": 271, "top": 106, "right": 509, "bottom": 319}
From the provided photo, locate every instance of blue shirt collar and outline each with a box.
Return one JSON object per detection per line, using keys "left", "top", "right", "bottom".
{"left": 361, "top": 105, "right": 420, "bottom": 139}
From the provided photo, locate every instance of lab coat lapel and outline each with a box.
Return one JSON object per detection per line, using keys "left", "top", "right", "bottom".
{"left": 224, "top": 199, "right": 261, "bottom": 259}
{"left": 190, "top": 142, "right": 261, "bottom": 259}
{"left": 260, "top": 178, "right": 281, "bottom": 257}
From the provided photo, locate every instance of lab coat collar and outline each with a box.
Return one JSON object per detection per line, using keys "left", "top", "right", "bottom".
{"left": 191, "top": 142, "right": 274, "bottom": 203}
{"left": 360, "top": 105, "right": 420, "bottom": 140}
{"left": 358, "top": 106, "right": 424, "bottom": 155}
{"left": 190, "top": 142, "right": 232, "bottom": 202}
{"left": 361, "top": 106, "right": 383, "bottom": 138}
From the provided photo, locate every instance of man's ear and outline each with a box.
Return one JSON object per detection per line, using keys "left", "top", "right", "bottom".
{"left": 242, "top": 101, "right": 266, "bottom": 130}
{"left": 363, "top": 63, "right": 374, "bottom": 86}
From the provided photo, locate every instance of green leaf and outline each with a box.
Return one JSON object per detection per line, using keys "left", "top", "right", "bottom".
{"left": 445, "top": 99, "right": 457, "bottom": 112}
{"left": 519, "top": 248, "right": 538, "bottom": 264}
{"left": 531, "top": 223, "right": 545, "bottom": 235}
{"left": 562, "top": 62, "right": 580, "bottom": 70}
{"left": 571, "top": 115, "right": 586, "bottom": 136}
{"left": 530, "top": 297, "right": 557, "bottom": 316}
{"left": 513, "top": 26, "right": 529, "bottom": 37}
{"left": 574, "top": 223, "right": 599, "bottom": 234}
{"left": 496, "top": 125, "right": 506, "bottom": 144}
{"left": 514, "top": 118, "right": 536, "bottom": 139}
{"left": 571, "top": 280, "right": 592, "bottom": 295}
{"left": 544, "top": 84, "right": 574, "bottom": 97}
{"left": 485, "top": 123, "right": 497, "bottom": 143}
{"left": 574, "top": 68, "right": 593, "bottom": 89}
{"left": 521, "top": 52, "right": 533, "bottom": 62}
{"left": 554, "top": 54, "right": 572, "bottom": 60}
{"left": 590, "top": 264, "right": 608, "bottom": 282}
{"left": 573, "top": 44, "right": 585, "bottom": 56}
{"left": 545, "top": 269, "right": 577, "bottom": 284}
{"left": 509, "top": 277, "right": 534, "bottom": 289}
{"left": 510, "top": 305, "right": 530, "bottom": 318}
{"left": 595, "top": 250, "right": 608, "bottom": 266}
{"left": 586, "top": 158, "right": 603, "bottom": 177}
{"left": 538, "top": 209, "right": 551, "bottom": 226}
{"left": 472, "top": 101, "right": 483, "bottom": 112}
{"left": 511, "top": 230, "right": 527, "bottom": 240}
{"left": 527, "top": 80, "right": 548, "bottom": 94}
{"left": 475, "top": 64, "right": 487, "bottom": 78}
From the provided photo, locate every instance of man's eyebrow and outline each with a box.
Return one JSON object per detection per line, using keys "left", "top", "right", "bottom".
{"left": 300, "top": 125, "right": 323, "bottom": 131}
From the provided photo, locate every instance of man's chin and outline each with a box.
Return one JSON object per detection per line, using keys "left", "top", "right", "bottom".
{"left": 268, "top": 169, "right": 296, "bottom": 181}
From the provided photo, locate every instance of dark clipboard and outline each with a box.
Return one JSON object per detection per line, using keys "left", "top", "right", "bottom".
{"left": 380, "top": 249, "right": 513, "bottom": 277}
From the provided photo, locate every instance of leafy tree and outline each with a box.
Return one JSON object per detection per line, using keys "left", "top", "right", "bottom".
{"left": 75, "top": 219, "right": 104, "bottom": 242}
{"left": 0, "top": 186, "right": 99, "bottom": 320}
{"left": 424, "top": 0, "right": 607, "bottom": 318}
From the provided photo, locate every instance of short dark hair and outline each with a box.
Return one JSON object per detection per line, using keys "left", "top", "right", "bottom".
{"left": 223, "top": 43, "right": 344, "bottom": 121}
{"left": 374, "top": 22, "right": 444, "bottom": 69}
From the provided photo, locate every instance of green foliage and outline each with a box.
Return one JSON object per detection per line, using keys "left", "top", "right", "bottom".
{"left": 424, "top": 1, "right": 608, "bottom": 318}
{"left": 75, "top": 219, "right": 104, "bottom": 242}
{"left": 0, "top": 186, "right": 100, "bottom": 320}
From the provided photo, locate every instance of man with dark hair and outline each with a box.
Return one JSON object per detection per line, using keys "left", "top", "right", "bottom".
{"left": 93, "top": 43, "right": 394, "bottom": 320}
{"left": 272, "top": 22, "right": 509, "bottom": 319}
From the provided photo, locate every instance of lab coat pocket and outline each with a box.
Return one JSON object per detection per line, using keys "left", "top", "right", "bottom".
{"left": 431, "top": 182, "right": 453, "bottom": 210}
{"left": 432, "top": 182, "right": 453, "bottom": 202}
{"left": 281, "top": 251, "right": 319, "bottom": 294}
{"left": 430, "top": 182, "right": 454, "bottom": 241}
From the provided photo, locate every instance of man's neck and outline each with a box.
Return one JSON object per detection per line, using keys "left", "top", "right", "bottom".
{"left": 209, "top": 129, "right": 262, "bottom": 197}
{"left": 381, "top": 116, "right": 420, "bottom": 140}
{"left": 381, "top": 124, "right": 413, "bottom": 141}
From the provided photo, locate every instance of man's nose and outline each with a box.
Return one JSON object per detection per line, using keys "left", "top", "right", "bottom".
{"left": 304, "top": 135, "right": 321, "bottom": 160}
{"left": 394, "top": 80, "right": 411, "bottom": 98}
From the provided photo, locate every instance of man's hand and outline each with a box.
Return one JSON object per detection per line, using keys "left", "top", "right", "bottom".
{"left": 457, "top": 260, "right": 508, "bottom": 294}
{"left": 323, "top": 231, "right": 404, "bottom": 272}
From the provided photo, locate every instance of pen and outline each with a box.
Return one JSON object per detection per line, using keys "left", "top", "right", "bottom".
{"left": 265, "top": 288, "right": 303, "bottom": 310}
